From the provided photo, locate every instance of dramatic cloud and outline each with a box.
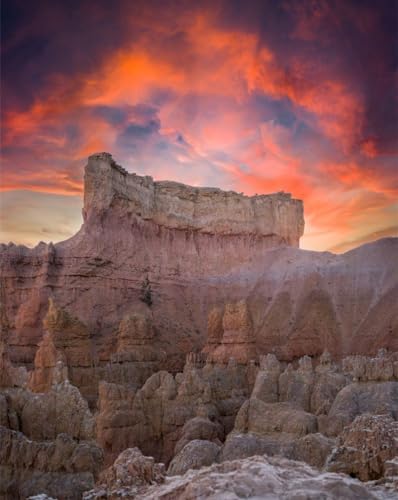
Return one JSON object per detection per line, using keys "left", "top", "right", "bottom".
{"left": 1, "top": 0, "right": 397, "bottom": 251}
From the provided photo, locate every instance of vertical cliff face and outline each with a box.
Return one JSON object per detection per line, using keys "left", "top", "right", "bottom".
{"left": 0, "top": 153, "right": 397, "bottom": 386}
{"left": 82, "top": 152, "right": 304, "bottom": 246}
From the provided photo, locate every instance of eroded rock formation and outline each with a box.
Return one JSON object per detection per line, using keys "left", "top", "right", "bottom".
{"left": 1, "top": 153, "right": 396, "bottom": 382}
{"left": 0, "top": 427, "right": 103, "bottom": 499}
{"left": 203, "top": 300, "right": 257, "bottom": 364}
{"left": 96, "top": 359, "right": 251, "bottom": 465}
{"left": 0, "top": 153, "right": 397, "bottom": 498}
{"left": 102, "top": 306, "right": 165, "bottom": 390}
{"left": 86, "top": 452, "right": 396, "bottom": 500}
{"left": 326, "top": 414, "right": 398, "bottom": 481}
{"left": 83, "top": 447, "right": 164, "bottom": 499}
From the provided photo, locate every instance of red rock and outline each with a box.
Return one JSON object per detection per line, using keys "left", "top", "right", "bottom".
{"left": 1, "top": 154, "right": 396, "bottom": 380}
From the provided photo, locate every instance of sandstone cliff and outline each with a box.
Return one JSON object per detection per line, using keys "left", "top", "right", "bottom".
{"left": 0, "top": 153, "right": 396, "bottom": 387}
{"left": 83, "top": 152, "right": 304, "bottom": 242}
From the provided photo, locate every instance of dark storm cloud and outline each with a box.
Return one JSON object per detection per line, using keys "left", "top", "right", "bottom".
{"left": 2, "top": 1, "right": 127, "bottom": 109}
{"left": 217, "top": 0, "right": 397, "bottom": 154}
{"left": 117, "top": 119, "right": 161, "bottom": 148}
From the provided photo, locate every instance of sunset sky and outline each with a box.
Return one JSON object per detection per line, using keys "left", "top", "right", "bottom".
{"left": 1, "top": 0, "right": 397, "bottom": 252}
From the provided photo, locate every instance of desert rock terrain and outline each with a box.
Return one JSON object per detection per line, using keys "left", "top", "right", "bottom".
{"left": 0, "top": 153, "right": 397, "bottom": 498}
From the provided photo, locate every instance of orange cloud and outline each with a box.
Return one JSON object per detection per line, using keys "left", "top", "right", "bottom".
{"left": 2, "top": 8, "right": 362, "bottom": 153}
{"left": 1, "top": 4, "right": 396, "bottom": 251}
{"left": 320, "top": 161, "right": 398, "bottom": 197}
{"left": 0, "top": 168, "right": 83, "bottom": 196}
{"left": 249, "top": 58, "right": 364, "bottom": 149}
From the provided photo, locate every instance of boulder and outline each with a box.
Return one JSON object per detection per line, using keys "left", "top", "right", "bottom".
{"left": 293, "top": 433, "right": 335, "bottom": 469}
{"left": 168, "top": 440, "right": 221, "bottom": 475}
{"left": 326, "top": 414, "right": 398, "bottom": 481}
{"left": 83, "top": 447, "right": 164, "bottom": 499}
{"left": 235, "top": 399, "right": 317, "bottom": 437}
{"left": 142, "top": 455, "right": 393, "bottom": 499}
{"left": 320, "top": 381, "right": 398, "bottom": 436}
{"left": 174, "top": 416, "right": 223, "bottom": 455}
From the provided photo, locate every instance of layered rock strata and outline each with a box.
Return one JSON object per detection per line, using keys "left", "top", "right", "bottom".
{"left": 83, "top": 153, "right": 304, "bottom": 242}
{"left": 2, "top": 153, "right": 396, "bottom": 384}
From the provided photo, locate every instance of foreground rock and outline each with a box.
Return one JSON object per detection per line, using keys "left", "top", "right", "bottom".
{"left": 87, "top": 453, "right": 396, "bottom": 499}
{"left": 327, "top": 414, "right": 398, "bottom": 481}
{"left": 83, "top": 448, "right": 164, "bottom": 499}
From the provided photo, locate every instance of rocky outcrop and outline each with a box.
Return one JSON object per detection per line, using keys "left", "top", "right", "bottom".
{"left": 251, "top": 353, "right": 281, "bottom": 402}
{"left": 2, "top": 346, "right": 398, "bottom": 497}
{"left": 319, "top": 381, "right": 398, "bottom": 436}
{"left": 168, "top": 440, "right": 221, "bottom": 475}
{"left": 95, "top": 350, "right": 398, "bottom": 474}
{"left": 83, "top": 447, "right": 164, "bottom": 499}
{"left": 28, "top": 330, "right": 68, "bottom": 393}
{"left": 102, "top": 307, "right": 165, "bottom": 390}
{"left": 326, "top": 414, "right": 398, "bottom": 481}
{"left": 235, "top": 399, "right": 318, "bottom": 437}
{"left": 83, "top": 153, "right": 304, "bottom": 242}
{"left": 220, "top": 351, "right": 398, "bottom": 469}
{"left": 88, "top": 453, "right": 396, "bottom": 499}
{"left": 279, "top": 355, "right": 315, "bottom": 411}
{"left": 0, "top": 426, "right": 103, "bottom": 499}
{"left": 343, "top": 349, "right": 398, "bottom": 382}
{"left": 223, "top": 399, "right": 318, "bottom": 462}
{"left": 96, "top": 359, "right": 251, "bottom": 465}
{"left": 41, "top": 300, "right": 98, "bottom": 404}
{"left": 4, "top": 381, "right": 95, "bottom": 441}
{"left": 0, "top": 368, "right": 101, "bottom": 499}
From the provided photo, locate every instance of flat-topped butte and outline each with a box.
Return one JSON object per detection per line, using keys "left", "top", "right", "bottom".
{"left": 84, "top": 152, "right": 304, "bottom": 245}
